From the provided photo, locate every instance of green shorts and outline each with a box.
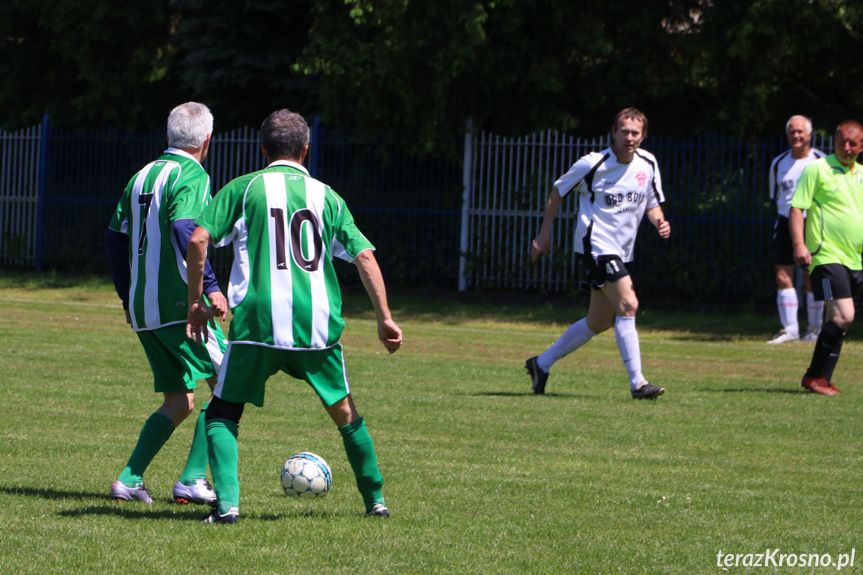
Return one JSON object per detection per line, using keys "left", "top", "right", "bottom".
{"left": 214, "top": 342, "right": 350, "bottom": 407}
{"left": 136, "top": 322, "right": 227, "bottom": 393}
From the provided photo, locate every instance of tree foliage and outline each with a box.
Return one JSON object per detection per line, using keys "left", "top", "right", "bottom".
{"left": 170, "top": 0, "right": 318, "bottom": 131}
{"left": 0, "top": 0, "right": 178, "bottom": 131}
{"left": 678, "top": 0, "right": 863, "bottom": 137}
{"left": 300, "top": 0, "right": 863, "bottom": 151}
{"left": 1, "top": 0, "right": 861, "bottom": 146}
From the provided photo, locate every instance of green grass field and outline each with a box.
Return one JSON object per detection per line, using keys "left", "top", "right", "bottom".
{"left": 1, "top": 273, "right": 861, "bottom": 574}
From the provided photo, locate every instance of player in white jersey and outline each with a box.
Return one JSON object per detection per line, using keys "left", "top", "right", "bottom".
{"left": 185, "top": 109, "right": 402, "bottom": 523}
{"left": 766, "top": 116, "right": 826, "bottom": 344}
{"left": 105, "top": 102, "right": 228, "bottom": 505}
{"left": 525, "top": 108, "right": 671, "bottom": 399}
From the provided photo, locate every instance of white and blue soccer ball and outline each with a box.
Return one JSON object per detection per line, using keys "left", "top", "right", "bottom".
{"left": 280, "top": 452, "right": 332, "bottom": 499}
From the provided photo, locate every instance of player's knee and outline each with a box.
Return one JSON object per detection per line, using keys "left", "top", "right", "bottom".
{"left": 775, "top": 268, "right": 793, "bottom": 288}
{"left": 206, "top": 396, "right": 246, "bottom": 425}
{"left": 828, "top": 301, "right": 855, "bottom": 329}
{"left": 161, "top": 392, "right": 195, "bottom": 422}
{"left": 833, "top": 314, "right": 854, "bottom": 331}
{"left": 618, "top": 297, "right": 638, "bottom": 316}
{"left": 326, "top": 396, "right": 358, "bottom": 428}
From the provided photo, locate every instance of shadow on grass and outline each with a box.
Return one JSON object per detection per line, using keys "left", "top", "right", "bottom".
{"left": 339, "top": 285, "right": 796, "bottom": 341}
{"left": 57, "top": 505, "right": 204, "bottom": 520}
{"left": 0, "top": 485, "right": 106, "bottom": 501}
{"left": 56, "top": 505, "right": 344, "bottom": 521}
{"left": 667, "top": 333, "right": 742, "bottom": 342}
{"left": 0, "top": 271, "right": 111, "bottom": 291}
{"left": 703, "top": 387, "right": 809, "bottom": 394}
{"left": 0, "top": 486, "right": 356, "bottom": 522}
{"left": 0, "top": 485, "right": 363, "bottom": 522}
{"left": 5, "top": 272, "right": 837, "bottom": 341}
{"left": 470, "top": 391, "right": 592, "bottom": 399}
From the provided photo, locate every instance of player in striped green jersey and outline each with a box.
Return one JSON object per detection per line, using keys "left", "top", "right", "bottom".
{"left": 106, "top": 102, "right": 228, "bottom": 505}
{"left": 186, "top": 109, "right": 402, "bottom": 523}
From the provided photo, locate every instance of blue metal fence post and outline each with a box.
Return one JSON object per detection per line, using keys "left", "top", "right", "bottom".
{"left": 35, "top": 113, "right": 50, "bottom": 271}
{"left": 310, "top": 116, "right": 321, "bottom": 179}
{"left": 458, "top": 119, "right": 474, "bottom": 291}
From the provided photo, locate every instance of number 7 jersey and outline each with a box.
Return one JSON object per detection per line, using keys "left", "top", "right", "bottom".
{"left": 195, "top": 160, "right": 374, "bottom": 350}
{"left": 108, "top": 149, "right": 212, "bottom": 331}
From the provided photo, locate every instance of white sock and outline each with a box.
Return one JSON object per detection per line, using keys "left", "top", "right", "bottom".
{"left": 537, "top": 318, "right": 596, "bottom": 372}
{"left": 806, "top": 291, "right": 823, "bottom": 332}
{"left": 614, "top": 316, "right": 644, "bottom": 389}
{"left": 777, "top": 288, "right": 799, "bottom": 337}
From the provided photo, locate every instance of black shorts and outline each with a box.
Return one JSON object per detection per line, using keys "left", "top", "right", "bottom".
{"left": 810, "top": 264, "right": 863, "bottom": 303}
{"left": 581, "top": 254, "right": 631, "bottom": 291}
{"left": 772, "top": 216, "right": 795, "bottom": 266}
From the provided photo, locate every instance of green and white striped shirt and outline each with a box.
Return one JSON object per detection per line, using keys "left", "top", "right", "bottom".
{"left": 108, "top": 149, "right": 211, "bottom": 331}
{"left": 196, "top": 161, "right": 374, "bottom": 349}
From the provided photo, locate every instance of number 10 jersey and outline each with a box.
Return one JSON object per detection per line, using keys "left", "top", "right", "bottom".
{"left": 196, "top": 160, "right": 374, "bottom": 350}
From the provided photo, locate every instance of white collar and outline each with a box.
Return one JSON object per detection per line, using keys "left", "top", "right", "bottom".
{"left": 267, "top": 160, "right": 310, "bottom": 175}
{"left": 164, "top": 147, "right": 201, "bottom": 167}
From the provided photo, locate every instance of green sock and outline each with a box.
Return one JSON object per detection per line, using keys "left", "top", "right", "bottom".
{"left": 206, "top": 418, "right": 240, "bottom": 515}
{"left": 339, "top": 417, "right": 384, "bottom": 509}
{"left": 118, "top": 412, "right": 174, "bottom": 486}
{"left": 178, "top": 401, "right": 210, "bottom": 485}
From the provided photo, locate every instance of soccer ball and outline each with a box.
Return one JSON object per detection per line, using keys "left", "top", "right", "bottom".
{"left": 280, "top": 452, "right": 332, "bottom": 499}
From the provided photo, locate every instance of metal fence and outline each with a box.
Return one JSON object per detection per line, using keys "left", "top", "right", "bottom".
{"left": 0, "top": 116, "right": 836, "bottom": 303}
{"left": 0, "top": 117, "right": 464, "bottom": 287}
{"left": 40, "top": 123, "right": 165, "bottom": 273}
{"left": 311, "top": 121, "right": 464, "bottom": 288}
{"left": 0, "top": 118, "right": 44, "bottom": 268}
{"left": 462, "top": 129, "right": 834, "bottom": 303}
{"left": 208, "top": 121, "right": 465, "bottom": 286}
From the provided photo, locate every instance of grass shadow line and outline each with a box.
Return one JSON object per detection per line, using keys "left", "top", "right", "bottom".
{"left": 58, "top": 505, "right": 203, "bottom": 520}
{"left": 59, "top": 505, "right": 355, "bottom": 522}
{"left": 0, "top": 485, "right": 367, "bottom": 522}
{"left": 0, "top": 485, "right": 105, "bottom": 501}
{"left": 702, "top": 388, "right": 809, "bottom": 394}
{"left": 667, "top": 334, "right": 738, "bottom": 342}
{"left": 470, "top": 391, "right": 591, "bottom": 399}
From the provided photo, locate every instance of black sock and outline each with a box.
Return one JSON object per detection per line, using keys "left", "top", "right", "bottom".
{"left": 805, "top": 321, "right": 844, "bottom": 379}
{"left": 822, "top": 339, "right": 843, "bottom": 382}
